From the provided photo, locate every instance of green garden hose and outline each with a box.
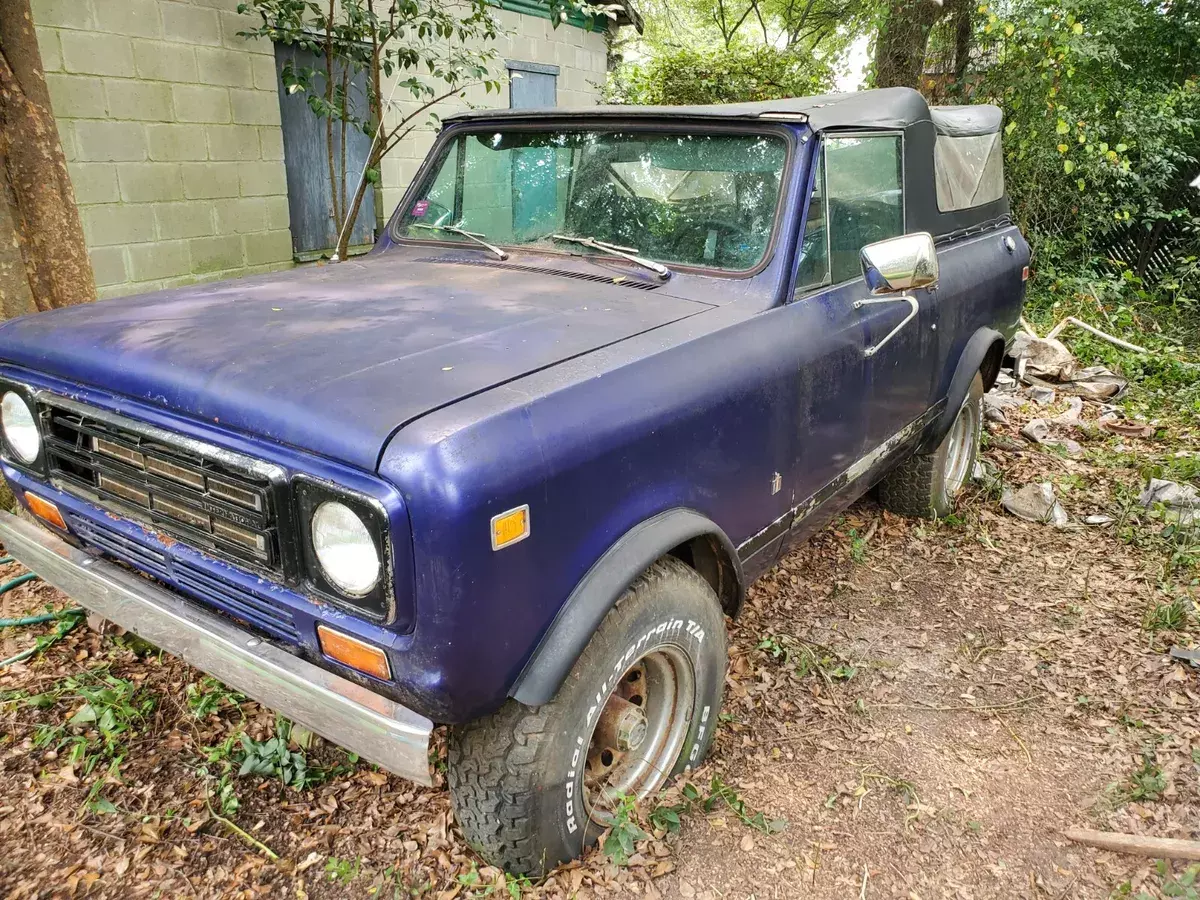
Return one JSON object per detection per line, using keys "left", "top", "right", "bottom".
{"left": 0, "top": 561, "right": 84, "bottom": 668}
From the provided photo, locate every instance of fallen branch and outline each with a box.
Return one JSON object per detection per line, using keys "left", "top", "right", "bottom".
{"left": 1062, "top": 828, "right": 1200, "bottom": 861}
{"left": 204, "top": 791, "right": 278, "bottom": 861}
{"left": 1044, "top": 317, "right": 1149, "bottom": 354}
{"left": 874, "top": 695, "right": 1040, "bottom": 713}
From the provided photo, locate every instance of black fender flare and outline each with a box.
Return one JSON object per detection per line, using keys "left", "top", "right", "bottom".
{"left": 918, "top": 326, "right": 1005, "bottom": 453}
{"left": 509, "top": 508, "right": 743, "bottom": 707}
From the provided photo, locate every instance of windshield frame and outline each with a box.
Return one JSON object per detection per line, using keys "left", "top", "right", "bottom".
{"left": 386, "top": 119, "right": 796, "bottom": 280}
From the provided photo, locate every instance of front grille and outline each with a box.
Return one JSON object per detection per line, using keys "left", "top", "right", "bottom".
{"left": 67, "top": 513, "right": 300, "bottom": 643}
{"left": 40, "top": 398, "right": 282, "bottom": 576}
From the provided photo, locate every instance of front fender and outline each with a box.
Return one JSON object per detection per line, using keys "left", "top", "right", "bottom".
{"left": 918, "top": 326, "right": 1004, "bottom": 453}
{"left": 509, "top": 508, "right": 742, "bottom": 706}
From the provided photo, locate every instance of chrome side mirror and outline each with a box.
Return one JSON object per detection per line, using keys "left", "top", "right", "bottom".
{"left": 860, "top": 232, "right": 939, "bottom": 295}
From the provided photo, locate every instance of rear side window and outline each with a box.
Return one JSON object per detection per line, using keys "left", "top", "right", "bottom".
{"left": 934, "top": 132, "right": 1005, "bottom": 211}
{"left": 795, "top": 133, "right": 904, "bottom": 290}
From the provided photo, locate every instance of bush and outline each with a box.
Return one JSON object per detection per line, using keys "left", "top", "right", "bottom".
{"left": 606, "top": 44, "right": 835, "bottom": 106}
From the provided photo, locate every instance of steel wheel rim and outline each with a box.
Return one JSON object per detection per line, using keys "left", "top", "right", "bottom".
{"left": 584, "top": 645, "right": 696, "bottom": 820}
{"left": 944, "top": 399, "right": 978, "bottom": 499}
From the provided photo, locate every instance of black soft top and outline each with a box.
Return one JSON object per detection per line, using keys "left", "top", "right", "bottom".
{"left": 444, "top": 87, "right": 1009, "bottom": 239}
{"left": 444, "top": 87, "right": 932, "bottom": 132}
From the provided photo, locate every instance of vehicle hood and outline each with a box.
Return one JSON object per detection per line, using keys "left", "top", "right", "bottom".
{"left": 0, "top": 250, "right": 711, "bottom": 470}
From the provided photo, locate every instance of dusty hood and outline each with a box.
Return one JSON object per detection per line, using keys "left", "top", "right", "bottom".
{"left": 0, "top": 250, "right": 709, "bottom": 470}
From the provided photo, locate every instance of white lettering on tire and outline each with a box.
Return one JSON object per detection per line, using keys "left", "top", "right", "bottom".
{"left": 563, "top": 617, "right": 706, "bottom": 830}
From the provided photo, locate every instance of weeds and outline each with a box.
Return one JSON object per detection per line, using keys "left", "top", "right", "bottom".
{"left": 325, "top": 855, "right": 361, "bottom": 884}
{"left": 602, "top": 793, "right": 649, "bottom": 865}
{"left": 185, "top": 676, "right": 245, "bottom": 720}
{"left": 234, "top": 720, "right": 314, "bottom": 789}
{"left": 1108, "top": 751, "right": 1168, "bottom": 806}
{"left": 755, "top": 633, "right": 857, "bottom": 683}
{"left": 27, "top": 670, "right": 155, "bottom": 776}
{"left": 1128, "top": 754, "right": 1168, "bottom": 802}
{"left": 1143, "top": 597, "right": 1191, "bottom": 632}
{"left": 687, "top": 776, "right": 787, "bottom": 834}
{"left": 1136, "top": 861, "right": 1200, "bottom": 900}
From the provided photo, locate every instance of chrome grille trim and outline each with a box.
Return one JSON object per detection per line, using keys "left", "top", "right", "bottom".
{"left": 36, "top": 393, "right": 286, "bottom": 574}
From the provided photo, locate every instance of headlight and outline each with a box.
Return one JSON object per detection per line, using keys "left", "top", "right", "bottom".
{"left": 311, "top": 501, "right": 381, "bottom": 597}
{"left": 1, "top": 392, "right": 40, "bottom": 464}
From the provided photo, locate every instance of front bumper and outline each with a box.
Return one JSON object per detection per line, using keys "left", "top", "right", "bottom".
{"left": 0, "top": 511, "right": 434, "bottom": 785}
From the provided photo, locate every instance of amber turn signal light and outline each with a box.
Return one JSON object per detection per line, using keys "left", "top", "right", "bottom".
{"left": 25, "top": 492, "right": 66, "bottom": 530}
{"left": 490, "top": 504, "right": 530, "bottom": 551}
{"left": 316, "top": 625, "right": 391, "bottom": 680}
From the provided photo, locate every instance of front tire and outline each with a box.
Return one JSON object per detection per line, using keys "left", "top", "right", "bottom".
{"left": 448, "top": 557, "right": 728, "bottom": 876}
{"left": 879, "top": 372, "right": 984, "bottom": 518}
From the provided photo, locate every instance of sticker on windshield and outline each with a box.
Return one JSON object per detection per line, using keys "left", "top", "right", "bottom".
{"left": 412, "top": 200, "right": 429, "bottom": 217}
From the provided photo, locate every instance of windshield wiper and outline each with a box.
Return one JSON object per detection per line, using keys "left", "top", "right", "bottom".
{"left": 410, "top": 223, "right": 508, "bottom": 260}
{"left": 551, "top": 235, "right": 671, "bottom": 280}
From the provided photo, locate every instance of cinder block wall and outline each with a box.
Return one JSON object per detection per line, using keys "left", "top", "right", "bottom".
{"left": 32, "top": 0, "right": 293, "bottom": 299}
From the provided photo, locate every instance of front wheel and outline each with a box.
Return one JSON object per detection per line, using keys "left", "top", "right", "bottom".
{"left": 878, "top": 372, "right": 984, "bottom": 518}
{"left": 448, "top": 557, "right": 728, "bottom": 876}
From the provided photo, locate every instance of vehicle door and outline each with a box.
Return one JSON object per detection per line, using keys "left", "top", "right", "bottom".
{"left": 821, "top": 131, "right": 939, "bottom": 451}
{"left": 779, "top": 131, "right": 938, "bottom": 546}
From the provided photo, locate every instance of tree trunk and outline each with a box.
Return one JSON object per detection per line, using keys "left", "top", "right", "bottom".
{"left": 0, "top": 0, "right": 94, "bottom": 312}
{"left": 873, "top": 0, "right": 951, "bottom": 89}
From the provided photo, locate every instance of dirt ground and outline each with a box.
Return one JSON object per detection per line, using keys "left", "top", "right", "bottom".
{"left": 1, "top": 392, "right": 1198, "bottom": 900}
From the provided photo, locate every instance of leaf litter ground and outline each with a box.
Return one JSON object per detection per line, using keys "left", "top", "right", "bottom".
{"left": 1, "top": 390, "right": 1197, "bottom": 900}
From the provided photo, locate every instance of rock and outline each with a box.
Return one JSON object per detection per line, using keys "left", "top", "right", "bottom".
{"left": 1026, "top": 386, "right": 1056, "bottom": 406}
{"left": 1139, "top": 478, "right": 1200, "bottom": 510}
{"left": 1001, "top": 482, "right": 1069, "bottom": 526}
{"left": 1084, "top": 514, "right": 1115, "bottom": 526}
{"left": 1020, "top": 419, "right": 1051, "bottom": 444}
{"left": 739, "top": 834, "right": 755, "bottom": 852}
{"left": 1011, "top": 336, "right": 1076, "bottom": 381}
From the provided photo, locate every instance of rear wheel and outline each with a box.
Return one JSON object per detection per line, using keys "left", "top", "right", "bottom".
{"left": 879, "top": 372, "right": 983, "bottom": 518}
{"left": 448, "top": 557, "right": 728, "bottom": 876}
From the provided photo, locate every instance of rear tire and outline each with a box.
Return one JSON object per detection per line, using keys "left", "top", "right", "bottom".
{"left": 448, "top": 557, "right": 728, "bottom": 876}
{"left": 879, "top": 372, "right": 983, "bottom": 518}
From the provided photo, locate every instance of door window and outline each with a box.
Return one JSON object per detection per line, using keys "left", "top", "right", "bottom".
{"left": 795, "top": 134, "right": 904, "bottom": 291}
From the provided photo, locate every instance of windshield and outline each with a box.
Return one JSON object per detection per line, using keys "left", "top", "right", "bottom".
{"left": 392, "top": 129, "right": 789, "bottom": 273}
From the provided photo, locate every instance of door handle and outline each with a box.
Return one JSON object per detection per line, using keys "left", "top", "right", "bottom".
{"left": 853, "top": 295, "right": 919, "bottom": 358}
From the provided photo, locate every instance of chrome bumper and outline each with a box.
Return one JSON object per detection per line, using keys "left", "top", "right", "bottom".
{"left": 0, "top": 511, "right": 433, "bottom": 786}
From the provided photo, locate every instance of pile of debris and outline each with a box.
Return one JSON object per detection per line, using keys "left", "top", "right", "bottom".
{"left": 981, "top": 325, "right": 1195, "bottom": 529}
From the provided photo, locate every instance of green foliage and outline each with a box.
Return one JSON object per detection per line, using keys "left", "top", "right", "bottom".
{"left": 687, "top": 776, "right": 787, "bottom": 834}
{"left": 607, "top": 44, "right": 835, "bottom": 106}
{"left": 325, "top": 855, "right": 361, "bottom": 884}
{"left": 185, "top": 676, "right": 246, "bottom": 720}
{"left": 235, "top": 720, "right": 314, "bottom": 789}
{"left": 1143, "top": 597, "right": 1191, "bottom": 632}
{"left": 602, "top": 793, "right": 650, "bottom": 865}
{"left": 27, "top": 670, "right": 156, "bottom": 776}
{"left": 1138, "top": 861, "right": 1200, "bottom": 900}
{"left": 966, "top": 0, "right": 1200, "bottom": 338}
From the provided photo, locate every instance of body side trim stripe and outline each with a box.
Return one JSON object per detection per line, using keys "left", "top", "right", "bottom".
{"left": 736, "top": 403, "right": 943, "bottom": 560}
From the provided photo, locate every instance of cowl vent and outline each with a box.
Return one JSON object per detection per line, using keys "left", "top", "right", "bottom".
{"left": 414, "top": 256, "right": 662, "bottom": 291}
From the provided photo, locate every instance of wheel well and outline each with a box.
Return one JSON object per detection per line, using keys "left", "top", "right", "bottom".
{"left": 667, "top": 534, "right": 743, "bottom": 618}
{"left": 980, "top": 338, "right": 1005, "bottom": 391}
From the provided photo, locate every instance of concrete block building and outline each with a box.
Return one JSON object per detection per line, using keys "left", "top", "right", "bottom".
{"left": 30, "top": 0, "right": 633, "bottom": 298}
